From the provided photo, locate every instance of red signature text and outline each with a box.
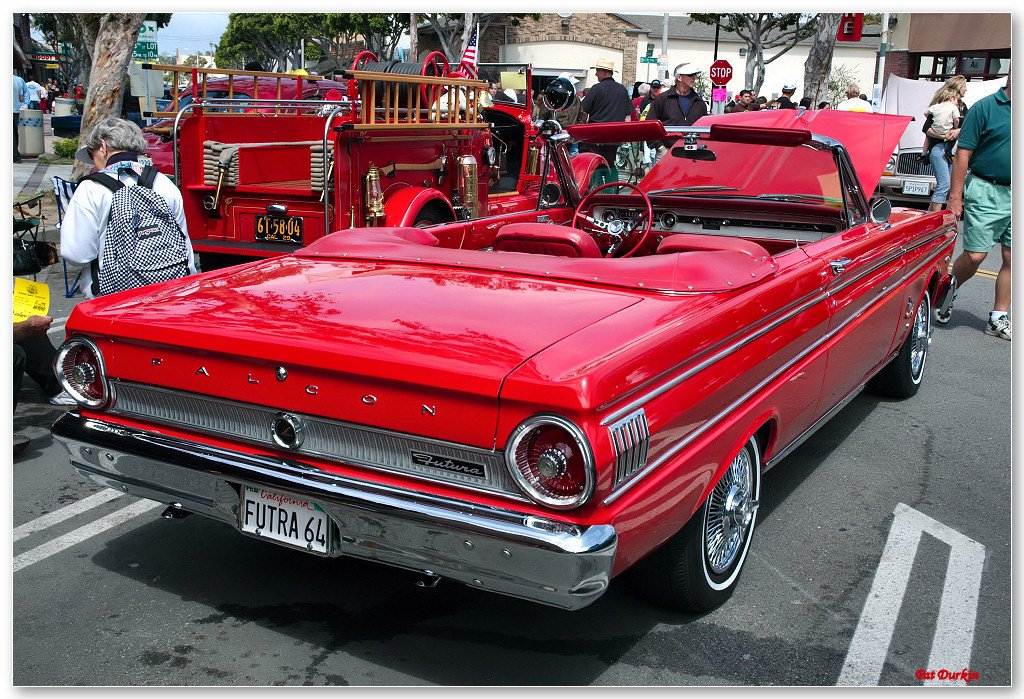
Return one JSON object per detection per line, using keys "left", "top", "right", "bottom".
{"left": 258, "top": 489, "right": 315, "bottom": 512}
{"left": 916, "top": 669, "right": 979, "bottom": 683}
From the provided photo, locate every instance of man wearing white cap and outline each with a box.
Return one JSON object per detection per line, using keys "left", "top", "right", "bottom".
{"left": 578, "top": 58, "right": 634, "bottom": 168}
{"left": 645, "top": 62, "right": 709, "bottom": 163}
{"left": 775, "top": 83, "right": 798, "bottom": 109}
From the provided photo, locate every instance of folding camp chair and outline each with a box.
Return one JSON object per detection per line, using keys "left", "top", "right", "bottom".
{"left": 13, "top": 192, "right": 45, "bottom": 238}
{"left": 51, "top": 175, "right": 81, "bottom": 298}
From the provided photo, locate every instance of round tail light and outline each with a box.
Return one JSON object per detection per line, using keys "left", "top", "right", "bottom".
{"left": 54, "top": 337, "right": 109, "bottom": 408}
{"left": 505, "top": 415, "right": 595, "bottom": 509}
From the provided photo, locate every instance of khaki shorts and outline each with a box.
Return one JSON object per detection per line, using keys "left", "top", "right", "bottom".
{"left": 962, "top": 174, "right": 1011, "bottom": 252}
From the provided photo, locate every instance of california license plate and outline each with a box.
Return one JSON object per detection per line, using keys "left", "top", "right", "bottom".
{"left": 902, "top": 180, "right": 930, "bottom": 196}
{"left": 255, "top": 214, "right": 303, "bottom": 243}
{"left": 239, "top": 485, "right": 329, "bottom": 554}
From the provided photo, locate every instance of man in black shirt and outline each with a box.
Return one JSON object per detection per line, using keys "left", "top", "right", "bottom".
{"left": 774, "top": 83, "right": 798, "bottom": 109}
{"left": 579, "top": 58, "right": 634, "bottom": 170}
{"left": 637, "top": 79, "right": 662, "bottom": 119}
{"left": 645, "top": 62, "right": 709, "bottom": 164}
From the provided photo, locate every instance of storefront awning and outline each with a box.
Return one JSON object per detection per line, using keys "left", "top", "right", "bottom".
{"left": 908, "top": 13, "right": 1010, "bottom": 53}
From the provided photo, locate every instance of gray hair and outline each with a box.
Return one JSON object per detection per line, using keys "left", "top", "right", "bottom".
{"left": 638, "top": 83, "right": 650, "bottom": 96}
{"left": 81, "top": 117, "right": 147, "bottom": 155}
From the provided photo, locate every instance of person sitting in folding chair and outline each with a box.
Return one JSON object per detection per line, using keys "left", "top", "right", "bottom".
{"left": 51, "top": 174, "right": 82, "bottom": 297}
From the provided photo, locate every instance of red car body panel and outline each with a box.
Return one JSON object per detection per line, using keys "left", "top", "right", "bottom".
{"left": 52, "top": 110, "right": 955, "bottom": 610}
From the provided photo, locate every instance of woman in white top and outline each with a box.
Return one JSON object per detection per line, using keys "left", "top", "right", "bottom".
{"left": 923, "top": 75, "right": 966, "bottom": 212}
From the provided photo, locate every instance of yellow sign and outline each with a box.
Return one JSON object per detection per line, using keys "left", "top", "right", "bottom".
{"left": 500, "top": 71, "right": 527, "bottom": 90}
{"left": 13, "top": 278, "right": 50, "bottom": 322}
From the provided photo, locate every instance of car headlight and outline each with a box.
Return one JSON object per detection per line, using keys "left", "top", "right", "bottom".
{"left": 505, "top": 414, "right": 595, "bottom": 509}
{"left": 883, "top": 153, "right": 898, "bottom": 177}
{"left": 54, "top": 336, "right": 110, "bottom": 408}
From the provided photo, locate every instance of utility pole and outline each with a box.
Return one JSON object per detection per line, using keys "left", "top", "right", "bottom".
{"left": 409, "top": 14, "right": 418, "bottom": 62}
{"left": 877, "top": 13, "right": 889, "bottom": 90}
{"left": 662, "top": 14, "right": 669, "bottom": 81}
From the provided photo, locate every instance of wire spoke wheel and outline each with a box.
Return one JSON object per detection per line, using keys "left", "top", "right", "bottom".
{"left": 704, "top": 446, "right": 756, "bottom": 575}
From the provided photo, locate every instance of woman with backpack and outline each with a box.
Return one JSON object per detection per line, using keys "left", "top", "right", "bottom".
{"left": 60, "top": 118, "right": 197, "bottom": 298}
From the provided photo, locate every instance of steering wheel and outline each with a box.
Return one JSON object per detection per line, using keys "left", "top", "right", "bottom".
{"left": 573, "top": 181, "right": 654, "bottom": 258}
{"left": 420, "top": 51, "right": 450, "bottom": 107}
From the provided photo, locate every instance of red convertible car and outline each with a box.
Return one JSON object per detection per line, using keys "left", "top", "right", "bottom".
{"left": 51, "top": 109, "right": 956, "bottom": 612}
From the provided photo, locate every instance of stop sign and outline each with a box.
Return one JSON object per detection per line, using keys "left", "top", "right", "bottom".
{"left": 710, "top": 59, "right": 733, "bottom": 85}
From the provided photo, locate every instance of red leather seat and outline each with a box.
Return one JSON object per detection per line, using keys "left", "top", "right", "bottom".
{"left": 656, "top": 233, "right": 770, "bottom": 259}
{"left": 494, "top": 223, "right": 603, "bottom": 258}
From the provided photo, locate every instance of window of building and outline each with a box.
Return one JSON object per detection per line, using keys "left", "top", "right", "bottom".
{"left": 912, "top": 50, "right": 1010, "bottom": 81}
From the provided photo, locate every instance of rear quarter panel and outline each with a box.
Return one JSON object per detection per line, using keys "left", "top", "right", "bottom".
{"left": 498, "top": 249, "right": 834, "bottom": 573}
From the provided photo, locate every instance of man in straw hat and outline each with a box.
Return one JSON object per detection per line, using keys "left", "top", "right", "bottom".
{"left": 579, "top": 58, "right": 635, "bottom": 169}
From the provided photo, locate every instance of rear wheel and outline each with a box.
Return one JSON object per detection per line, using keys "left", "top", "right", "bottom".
{"left": 629, "top": 436, "right": 761, "bottom": 612}
{"left": 870, "top": 290, "right": 930, "bottom": 398}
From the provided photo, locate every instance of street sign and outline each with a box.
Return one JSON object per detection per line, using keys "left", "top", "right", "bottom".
{"left": 710, "top": 59, "right": 733, "bottom": 85}
{"left": 133, "top": 20, "right": 158, "bottom": 62}
{"left": 641, "top": 56, "right": 658, "bottom": 64}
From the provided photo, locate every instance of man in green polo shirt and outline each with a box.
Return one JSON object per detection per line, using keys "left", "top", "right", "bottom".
{"left": 940, "top": 74, "right": 1011, "bottom": 340}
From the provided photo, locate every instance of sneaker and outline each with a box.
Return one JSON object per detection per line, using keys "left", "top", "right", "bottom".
{"left": 935, "top": 306, "right": 952, "bottom": 324}
{"left": 48, "top": 390, "right": 78, "bottom": 406}
{"left": 985, "top": 316, "right": 1011, "bottom": 341}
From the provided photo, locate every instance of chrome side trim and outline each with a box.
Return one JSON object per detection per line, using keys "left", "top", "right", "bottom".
{"left": 600, "top": 288, "right": 828, "bottom": 426}
{"left": 608, "top": 409, "right": 650, "bottom": 490}
{"left": 602, "top": 228, "right": 953, "bottom": 429}
{"left": 108, "top": 381, "right": 525, "bottom": 502}
{"left": 51, "top": 413, "right": 617, "bottom": 611}
{"left": 602, "top": 263, "right": 929, "bottom": 506}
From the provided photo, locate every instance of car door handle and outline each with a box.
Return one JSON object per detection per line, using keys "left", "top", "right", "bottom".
{"left": 830, "top": 257, "right": 852, "bottom": 275}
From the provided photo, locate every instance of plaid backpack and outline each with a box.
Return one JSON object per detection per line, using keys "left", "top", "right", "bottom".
{"left": 84, "top": 165, "right": 190, "bottom": 296}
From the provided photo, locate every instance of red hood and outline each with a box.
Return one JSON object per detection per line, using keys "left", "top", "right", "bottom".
{"left": 694, "top": 109, "right": 913, "bottom": 196}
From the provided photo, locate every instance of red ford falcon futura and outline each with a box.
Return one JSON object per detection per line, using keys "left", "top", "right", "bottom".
{"left": 51, "top": 107, "right": 957, "bottom": 613}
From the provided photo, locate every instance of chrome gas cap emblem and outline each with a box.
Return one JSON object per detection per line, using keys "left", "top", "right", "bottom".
{"left": 275, "top": 366, "right": 288, "bottom": 382}
{"left": 271, "top": 412, "right": 305, "bottom": 450}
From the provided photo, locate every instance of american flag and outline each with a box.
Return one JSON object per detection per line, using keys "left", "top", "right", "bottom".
{"left": 459, "top": 25, "right": 479, "bottom": 78}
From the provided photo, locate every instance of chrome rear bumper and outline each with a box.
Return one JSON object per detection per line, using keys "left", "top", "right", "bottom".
{"left": 51, "top": 412, "right": 617, "bottom": 610}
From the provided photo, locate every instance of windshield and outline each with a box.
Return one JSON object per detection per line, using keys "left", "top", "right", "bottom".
{"left": 581, "top": 136, "right": 844, "bottom": 207}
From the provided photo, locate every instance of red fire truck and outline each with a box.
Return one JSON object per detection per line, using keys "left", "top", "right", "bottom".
{"left": 143, "top": 58, "right": 552, "bottom": 270}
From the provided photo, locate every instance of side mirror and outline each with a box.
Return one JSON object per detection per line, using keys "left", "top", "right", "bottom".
{"left": 869, "top": 196, "right": 892, "bottom": 224}
{"left": 540, "top": 182, "right": 563, "bottom": 205}
{"left": 670, "top": 146, "right": 717, "bottom": 161}
{"left": 537, "top": 119, "right": 561, "bottom": 138}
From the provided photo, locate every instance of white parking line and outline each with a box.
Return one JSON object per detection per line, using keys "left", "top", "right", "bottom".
{"left": 837, "top": 503, "right": 985, "bottom": 686}
{"left": 13, "top": 499, "right": 163, "bottom": 573}
{"left": 46, "top": 315, "right": 69, "bottom": 337}
{"left": 13, "top": 489, "right": 125, "bottom": 542}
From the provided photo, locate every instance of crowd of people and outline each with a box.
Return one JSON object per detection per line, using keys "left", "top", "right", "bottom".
{"left": 14, "top": 76, "right": 83, "bottom": 114}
